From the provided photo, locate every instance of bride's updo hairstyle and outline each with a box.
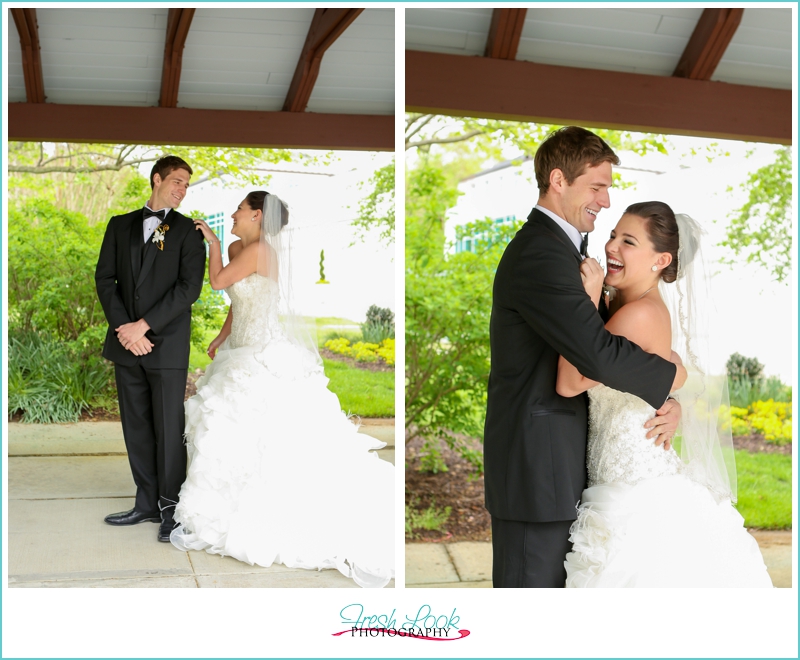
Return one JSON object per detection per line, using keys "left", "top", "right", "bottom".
{"left": 245, "top": 190, "right": 289, "bottom": 230}
{"left": 625, "top": 201, "right": 680, "bottom": 283}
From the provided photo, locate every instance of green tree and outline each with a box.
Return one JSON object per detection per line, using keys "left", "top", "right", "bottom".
{"left": 8, "top": 141, "right": 329, "bottom": 226}
{"left": 720, "top": 146, "right": 792, "bottom": 283}
{"left": 406, "top": 157, "right": 521, "bottom": 473}
{"left": 351, "top": 159, "right": 395, "bottom": 245}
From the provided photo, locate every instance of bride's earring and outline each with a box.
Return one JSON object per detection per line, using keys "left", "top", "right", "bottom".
{"left": 651, "top": 265, "right": 658, "bottom": 271}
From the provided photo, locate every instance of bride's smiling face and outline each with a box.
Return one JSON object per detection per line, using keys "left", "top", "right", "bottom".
{"left": 604, "top": 213, "right": 665, "bottom": 290}
{"left": 230, "top": 198, "right": 261, "bottom": 241}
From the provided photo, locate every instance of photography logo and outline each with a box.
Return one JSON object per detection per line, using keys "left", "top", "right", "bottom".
{"left": 333, "top": 604, "right": 470, "bottom": 641}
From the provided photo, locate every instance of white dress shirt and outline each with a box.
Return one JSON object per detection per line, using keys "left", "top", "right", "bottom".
{"left": 535, "top": 204, "right": 583, "bottom": 255}
{"left": 143, "top": 206, "right": 171, "bottom": 243}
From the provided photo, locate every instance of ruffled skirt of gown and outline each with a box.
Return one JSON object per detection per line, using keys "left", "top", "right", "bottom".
{"left": 564, "top": 474, "right": 773, "bottom": 587}
{"left": 564, "top": 384, "right": 772, "bottom": 588}
{"left": 170, "top": 338, "right": 395, "bottom": 588}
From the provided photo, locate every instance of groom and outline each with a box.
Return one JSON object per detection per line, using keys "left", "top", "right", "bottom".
{"left": 484, "top": 127, "right": 685, "bottom": 587}
{"left": 95, "top": 155, "right": 206, "bottom": 542}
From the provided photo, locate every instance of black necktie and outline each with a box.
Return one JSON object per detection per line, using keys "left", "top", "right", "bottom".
{"left": 143, "top": 208, "right": 166, "bottom": 222}
{"left": 580, "top": 233, "right": 589, "bottom": 258}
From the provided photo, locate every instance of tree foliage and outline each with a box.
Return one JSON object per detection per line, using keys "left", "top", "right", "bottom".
{"left": 352, "top": 159, "right": 395, "bottom": 245}
{"left": 720, "top": 146, "right": 792, "bottom": 283}
{"left": 8, "top": 141, "right": 329, "bottom": 226}
{"left": 406, "top": 156, "right": 521, "bottom": 473}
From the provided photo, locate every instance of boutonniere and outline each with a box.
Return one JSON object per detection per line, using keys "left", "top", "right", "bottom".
{"left": 151, "top": 223, "right": 170, "bottom": 251}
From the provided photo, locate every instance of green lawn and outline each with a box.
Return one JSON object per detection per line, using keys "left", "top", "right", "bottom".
{"left": 323, "top": 358, "right": 394, "bottom": 418}
{"left": 190, "top": 330, "right": 394, "bottom": 418}
{"left": 734, "top": 449, "right": 792, "bottom": 529}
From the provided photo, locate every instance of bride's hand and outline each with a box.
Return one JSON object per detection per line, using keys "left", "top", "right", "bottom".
{"left": 193, "top": 219, "right": 218, "bottom": 244}
{"left": 207, "top": 335, "right": 224, "bottom": 360}
{"left": 579, "top": 258, "right": 604, "bottom": 308}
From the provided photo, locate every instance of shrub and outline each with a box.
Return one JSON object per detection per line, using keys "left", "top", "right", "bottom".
{"left": 361, "top": 305, "right": 395, "bottom": 343}
{"left": 323, "top": 337, "right": 394, "bottom": 366}
{"left": 724, "top": 401, "right": 793, "bottom": 445}
{"left": 405, "top": 497, "right": 451, "bottom": 538}
{"left": 726, "top": 353, "right": 790, "bottom": 408}
{"left": 9, "top": 331, "right": 114, "bottom": 423}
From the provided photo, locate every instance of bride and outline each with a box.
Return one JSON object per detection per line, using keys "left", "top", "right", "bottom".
{"left": 557, "top": 201, "right": 772, "bottom": 587}
{"left": 170, "top": 190, "right": 394, "bottom": 588}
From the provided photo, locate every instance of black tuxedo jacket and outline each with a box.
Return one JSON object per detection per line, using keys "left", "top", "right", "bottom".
{"left": 95, "top": 208, "right": 206, "bottom": 369}
{"left": 484, "top": 209, "right": 676, "bottom": 523}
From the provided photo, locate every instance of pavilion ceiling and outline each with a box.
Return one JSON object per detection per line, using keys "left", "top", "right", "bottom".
{"left": 406, "top": 7, "right": 792, "bottom": 144}
{"left": 8, "top": 7, "right": 394, "bottom": 151}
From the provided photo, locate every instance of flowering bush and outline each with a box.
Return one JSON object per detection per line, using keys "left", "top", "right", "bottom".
{"left": 724, "top": 400, "right": 792, "bottom": 445}
{"left": 324, "top": 337, "right": 394, "bottom": 366}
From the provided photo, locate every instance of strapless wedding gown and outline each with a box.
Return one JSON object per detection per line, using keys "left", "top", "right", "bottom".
{"left": 171, "top": 274, "right": 394, "bottom": 588}
{"left": 564, "top": 385, "right": 772, "bottom": 587}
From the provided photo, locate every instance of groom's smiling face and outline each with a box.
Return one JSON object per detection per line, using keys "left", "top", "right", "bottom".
{"left": 558, "top": 161, "right": 613, "bottom": 234}
{"left": 151, "top": 167, "right": 191, "bottom": 210}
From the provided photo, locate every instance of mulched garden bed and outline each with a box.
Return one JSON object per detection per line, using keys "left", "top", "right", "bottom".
{"left": 319, "top": 347, "right": 393, "bottom": 372}
{"left": 406, "top": 431, "right": 792, "bottom": 543}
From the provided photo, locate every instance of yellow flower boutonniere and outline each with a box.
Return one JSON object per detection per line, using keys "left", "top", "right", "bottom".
{"left": 151, "top": 223, "right": 170, "bottom": 251}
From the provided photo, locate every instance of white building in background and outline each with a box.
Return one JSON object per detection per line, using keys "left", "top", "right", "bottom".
{"left": 447, "top": 156, "right": 535, "bottom": 253}
{"left": 444, "top": 137, "right": 792, "bottom": 383}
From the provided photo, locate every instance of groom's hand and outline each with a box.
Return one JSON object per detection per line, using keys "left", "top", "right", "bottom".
{"left": 645, "top": 399, "right": 682, "bottom": 451}
{"left": 116, "top": 319, "right": 151, "bottom": 347}
{"left": 126, "top": 337, "right": 154, "bottom": 356}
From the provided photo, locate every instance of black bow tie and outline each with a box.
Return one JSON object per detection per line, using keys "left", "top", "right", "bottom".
{"left": 580, "top": 233, "right": 589, "bottom": 258}
{"left": 143, "top": 208, "right": 167, "bottom": 222}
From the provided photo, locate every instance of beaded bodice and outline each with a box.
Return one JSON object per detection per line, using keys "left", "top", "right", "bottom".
{"left": 226, "top": 274, "right": 283, "bottom": 349}
{"left": 587, "top": 384, "right": 683, "bottom": 487}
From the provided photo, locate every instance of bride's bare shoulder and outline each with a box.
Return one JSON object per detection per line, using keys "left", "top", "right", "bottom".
{"left": 606, "top": 298, "right": 671, "bottom": 355}
{"left": 228, "top": 240, "right": 244, "bottom": 260}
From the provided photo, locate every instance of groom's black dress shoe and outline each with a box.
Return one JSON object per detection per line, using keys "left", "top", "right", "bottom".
{"left": 158, "top": 518, "right": 179, "bottom": 542}
{"left": 104, "top": 508, "right": 161, "bottom": 526}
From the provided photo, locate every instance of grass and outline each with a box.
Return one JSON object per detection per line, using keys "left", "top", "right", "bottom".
{"left": 323, "top": 358, "right": 394, "bottom": 418}
{"left": 734, "top": 450, "right": 792, "bottom": 529}
{"left": 189, "top": 329, "right": 216, "bottom": 371}
{"left": 191, "top": 327, "right": 393, "bottom": 418}
{"left": 406, "top": 498, "right": 452, "bottom": 538}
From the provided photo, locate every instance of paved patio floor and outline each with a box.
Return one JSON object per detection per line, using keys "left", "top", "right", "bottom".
{"left": 406, "top": 529, "right": 792, "bottom": 588}
{"left": 7, "top": 419, "right": 394, "bottom": 588}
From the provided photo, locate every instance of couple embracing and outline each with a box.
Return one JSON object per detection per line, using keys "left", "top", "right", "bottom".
{"left": 95, "top": 156, "right": 393, "bottom": 588}
{"left": 485, "top": 127, "right": 772, "bottom": 588}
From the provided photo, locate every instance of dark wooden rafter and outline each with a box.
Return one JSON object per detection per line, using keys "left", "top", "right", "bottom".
{"left": 406, "top": 50, "right": 791, "bottom": 145}
{"left": 159, "top": 8, "right": 195, "bottom": 108}
{"left": 674, "top": 8, "right": 744, "bottom": 80}
{"left": 8, "top": 103, "right": 393, "bottom": 151}
{"left": 484, "top": 8, "right": 527, "bottom": 60}
{"left": 10, "top": 8, "right": 45, "bottom": 103}
{"left": 283, "top": 8, "right": 364, "bottom": 112}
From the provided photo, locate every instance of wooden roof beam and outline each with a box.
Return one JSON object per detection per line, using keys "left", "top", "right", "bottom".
{"left": 283, "top": 8, "right": 364, "bottom": 112}
{"left": 484, "top": 8, "right": 527, "bottom": 60}
{"left": 10, "top": 8, "right": 45, "bottom": 103}
{"left": 406, "top": 50, "right": 791, "bottom": 145}
{"left": 674, "top": 8, "right": 744, "bottom": 80}
{"left": 8, "top": 103, "right": 393, "bottom": 151}
{"left": 159, "top": 8, "right": 195, "bottom": 108}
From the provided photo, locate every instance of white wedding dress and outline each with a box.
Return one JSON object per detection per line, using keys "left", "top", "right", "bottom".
{"left": 564, "top": 384, "right": 772, "bottom": 587}
{"left": 171, "top": 273, "right": 394, "bottom": 588}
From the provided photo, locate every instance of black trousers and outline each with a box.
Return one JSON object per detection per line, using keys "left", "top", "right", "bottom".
{"left": 115, "top": 364, "right": 187, "bottom": 518}
{"left": 491, "top": 516, "right": 574, "bottom": 588}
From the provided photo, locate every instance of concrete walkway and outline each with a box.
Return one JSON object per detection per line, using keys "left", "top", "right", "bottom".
{"left": 7, "top": 419, "right": 394, "bottom": 588}
{"left": 406, "top": 530, "right": 792, "bottom": 588}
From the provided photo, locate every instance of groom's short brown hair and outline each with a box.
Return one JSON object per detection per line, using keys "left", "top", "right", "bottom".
{"left": 150, "top": 155, "right": 193, "bottom": 189}
{"left": 534, "top": 127, "right": 620, "bottom": 194}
